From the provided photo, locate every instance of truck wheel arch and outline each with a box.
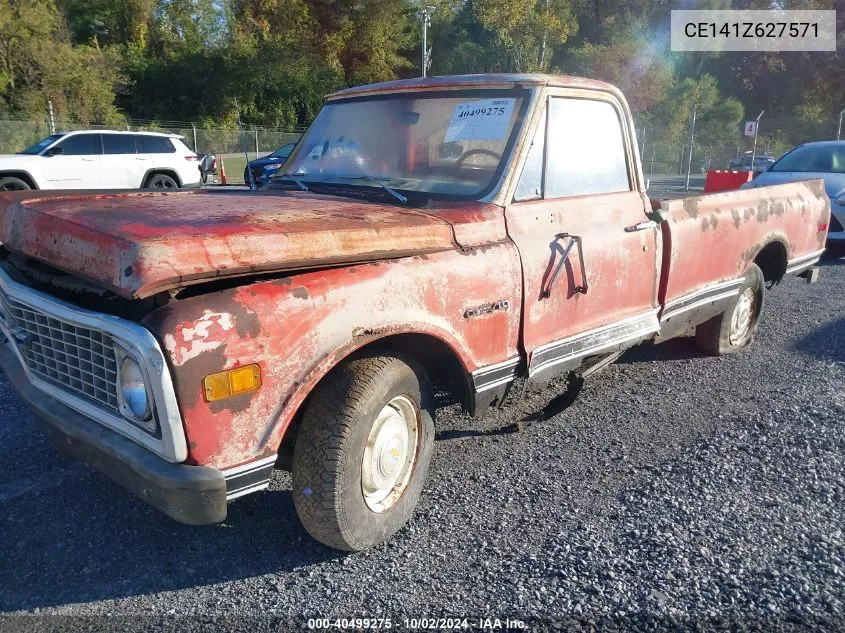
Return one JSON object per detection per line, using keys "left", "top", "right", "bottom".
{"left": 749, "top": 239, "right": 788, "bottom": 286}
{"left": 274, "top": 331, "right": 473, "bottom": 471}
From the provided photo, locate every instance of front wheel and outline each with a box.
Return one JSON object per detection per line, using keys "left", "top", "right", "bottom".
{"left": 695, "top": 263, "right": 764, "bottom": 355}
{"left": 292, "top": 351, "right": 435, "bottom": 551}
{"left": 0, "top": 176, "right": 31, "bottom": 191}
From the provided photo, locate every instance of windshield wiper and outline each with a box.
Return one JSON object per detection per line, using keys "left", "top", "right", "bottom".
{"left": 334, "top": 175, "right": 407, "bottom": 204}
{"left": 273, "top": 171, "right": 309, "bottom": 191}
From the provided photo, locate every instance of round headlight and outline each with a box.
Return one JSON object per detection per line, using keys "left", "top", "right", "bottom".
{"left": 119, "top": 355, "right": 151, "bottom": 422}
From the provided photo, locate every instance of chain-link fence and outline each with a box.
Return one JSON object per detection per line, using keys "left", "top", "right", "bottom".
{"left": 635, "top": 112, "right": 844, "bottom": 180}
{"left": 3, "top": 108, "right": 843, "bottom": 186}
{"left": 0, "top": 117, "right": 305, "bottom": 184}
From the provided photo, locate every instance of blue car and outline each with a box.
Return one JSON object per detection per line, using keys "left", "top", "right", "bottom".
{"left": 244, "top": 142, "right": 296, "bottom": 187}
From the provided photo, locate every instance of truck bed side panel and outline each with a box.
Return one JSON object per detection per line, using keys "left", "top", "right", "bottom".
{"left": 659, "top": 180, "right": 829, "bottom": 311}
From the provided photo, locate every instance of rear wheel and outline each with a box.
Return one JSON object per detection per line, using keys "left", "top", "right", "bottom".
{"left": 0, "top": 176, "right": 31, "bottom": 191}
{"left": 292, "top": 351, "right": 435, "bottom": 551}
{"left": 144, "top": 173, "right": 179, "bottom": 189}
{"left": 695, "top": 264, "right": 764, "bottom": 355}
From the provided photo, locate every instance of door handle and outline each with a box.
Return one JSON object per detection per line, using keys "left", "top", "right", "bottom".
{"left": 541, "top": 233, "right": 588, "bottom": 299}
{"left": 81, "top": 158, "right": 96, "bottom": 162}
{"left": 625, "top": 220, "right": 657, "bottom": 232}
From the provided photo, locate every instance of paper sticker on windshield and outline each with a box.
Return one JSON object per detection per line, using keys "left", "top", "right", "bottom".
{"left": 444, "top": 98, "right": 515, "bottom": 142}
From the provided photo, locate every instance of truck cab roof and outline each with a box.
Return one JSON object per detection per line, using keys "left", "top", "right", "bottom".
{"left": 327, "top": 73, "right": 624, "bottom": 100}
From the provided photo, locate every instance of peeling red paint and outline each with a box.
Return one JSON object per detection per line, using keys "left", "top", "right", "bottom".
{"left": 0, "top": 190, "right": 477, "bottom": 299}
{"left": 144, "top": 244, "right": 522, "bottom": 469}
{"left": 0, "top": 77, "right": 830, "bottom": 482}
{"left": 659, "top": 179, "right": 829, "bottom": 304}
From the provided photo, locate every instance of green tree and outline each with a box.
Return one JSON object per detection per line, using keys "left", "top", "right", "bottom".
{"left": 0, "top": 0, "right": 124, "bottom": 124}
{"left": 473, "top": 0, "right": 576, "bottom": 71}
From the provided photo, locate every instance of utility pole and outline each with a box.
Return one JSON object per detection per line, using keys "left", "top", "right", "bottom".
{"left": 47, "top": 100, "right": 55, "bottom": 134}
{"left": 420, "top": 5, "right": 436, "bottom": 77}
{"left": 235, "top": 99, "right": 255, "bottom": 189}
{"left": 838, "top": 107, "right": 845, "bottom": 140}
{"left": 685, "top": 103, "right": 696, "bottom": 190}
{"left": 640, "top": 126, "right": 646, "bottom": 162}
{"left": 750, "top": 110, "right": 764, "bottom": 172}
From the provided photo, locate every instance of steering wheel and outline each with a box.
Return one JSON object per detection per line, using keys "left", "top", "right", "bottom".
{"left": 456, "top": 148, "right": 502, "bottom": 167}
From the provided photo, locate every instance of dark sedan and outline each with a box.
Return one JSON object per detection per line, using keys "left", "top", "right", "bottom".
{"left": 244, "top": 142, "right": 296, "bottom": 186}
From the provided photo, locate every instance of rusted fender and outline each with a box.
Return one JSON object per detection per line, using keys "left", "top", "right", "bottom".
{"left": 658, "top": 179, "right": 829, "bottom": 304}
{"left": 142, "top": 244, "right": 522, "bottom": 470}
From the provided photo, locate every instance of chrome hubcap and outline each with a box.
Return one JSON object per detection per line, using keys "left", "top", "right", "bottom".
{"left": 730, "top": 287, "right": 755, "bottom": 345}
{"left": 362, "top": 395, "right": 419, "bottom": 513}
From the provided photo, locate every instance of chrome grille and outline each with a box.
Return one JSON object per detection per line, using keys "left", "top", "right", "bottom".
{"left": 0, "top": 288, "right": 119, "bottom": 412}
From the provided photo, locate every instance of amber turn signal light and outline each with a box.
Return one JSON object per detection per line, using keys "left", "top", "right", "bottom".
{"left": 203, "top": 364, "right": 262, "bottom": 402}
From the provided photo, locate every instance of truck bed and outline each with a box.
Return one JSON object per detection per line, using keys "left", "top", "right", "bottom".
{"left": 657, "top": 179, "right": 828, "bottom": 322}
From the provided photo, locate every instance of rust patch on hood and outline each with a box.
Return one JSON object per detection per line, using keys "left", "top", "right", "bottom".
{"left": 0, "top": 189, "right": 475, "bottom": 300}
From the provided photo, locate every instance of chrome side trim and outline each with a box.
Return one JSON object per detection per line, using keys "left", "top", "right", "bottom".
{"left": 661, "top": 277, "right": 744, "bottom": 318}
{"left": 661, "top": 290, "right": 740, "bottom": 321}
{"left": 0, "top": 267, "right": 187, "bottom": 463}
{"left": 227, "top": 482, "right": 271, "bottom": 500}
{"left": 223, "top": 455, "right": 277, "bottom": 501}
{"left": 471, "top": 357, "right": 520, "bottom": 393}
{"left": 785, "top": 249, "right": 824, "bottom": 275}
{"left": 529, "top": 310, "right": 660, "bottom": 379}
{"left": 221, "top": 454, "right": 277, "bottom": 477}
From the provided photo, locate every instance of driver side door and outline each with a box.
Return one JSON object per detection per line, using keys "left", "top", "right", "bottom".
{"left": 41, "top": 133, "right": 102, "bottom": 189}
{"left": 505, "top": 90, "right": 660, "bottom": 380}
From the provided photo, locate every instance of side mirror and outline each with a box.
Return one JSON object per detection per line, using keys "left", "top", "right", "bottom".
{"left": 45, "top": 146, "right": 63, "bottom": 156}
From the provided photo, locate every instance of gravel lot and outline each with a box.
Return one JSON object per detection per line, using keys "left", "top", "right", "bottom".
{"left": 1, "top": 177, "right": 843, "bottom": 632}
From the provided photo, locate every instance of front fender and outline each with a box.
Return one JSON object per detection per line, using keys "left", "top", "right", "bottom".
{"left": 143, "top": 243, "right": 522, "bottom": 469}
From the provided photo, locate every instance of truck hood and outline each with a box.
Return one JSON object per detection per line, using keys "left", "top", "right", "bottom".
{"left": 0, "top": 189, "right": 462, "bottom": 299}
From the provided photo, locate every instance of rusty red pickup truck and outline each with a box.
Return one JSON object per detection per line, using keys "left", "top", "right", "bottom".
{"left": 0, "top": 74, "right": 829, "bottom": 551}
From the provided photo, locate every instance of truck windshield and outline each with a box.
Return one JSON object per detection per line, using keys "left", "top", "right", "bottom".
{"left": 281, "top": 90, "right": 527, "bottom": 198}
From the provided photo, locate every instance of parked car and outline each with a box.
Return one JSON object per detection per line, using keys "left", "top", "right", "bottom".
{"left": 728, "top": 152, "right": 776, "bottom": 173}
{"left": 741, "top": 140, "right": 845, "bottom": 257}
{"left": 0, "top": 130, "right": 201, "bottom": 191}
{"left": 0, "top": 74, "right": 828, "bottom": 551}
{"left": 244, "top": 142, "right": 296, "bottom": 187}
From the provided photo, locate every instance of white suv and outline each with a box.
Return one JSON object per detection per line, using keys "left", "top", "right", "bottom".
{"left": 0, "top": 130, "right": 202, "bottom": 191}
